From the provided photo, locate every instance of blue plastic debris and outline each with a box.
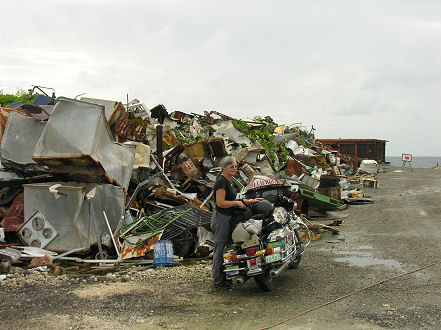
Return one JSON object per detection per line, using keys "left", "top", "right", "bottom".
{"left": 153, "top": 240, "right": 174, "bottom": 266}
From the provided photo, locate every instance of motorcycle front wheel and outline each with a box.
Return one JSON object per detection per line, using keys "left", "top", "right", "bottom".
{"left": 254, "top": 269, "right": 275, "bottom": 291}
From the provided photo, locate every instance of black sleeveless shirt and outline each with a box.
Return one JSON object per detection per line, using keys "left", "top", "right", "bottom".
{"left": 214, "top": 175, "right": 237, "bottom": 216}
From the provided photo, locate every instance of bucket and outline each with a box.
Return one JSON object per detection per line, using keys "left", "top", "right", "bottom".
{"left": 153, "top": 240, "right": 174, "bottom": 266}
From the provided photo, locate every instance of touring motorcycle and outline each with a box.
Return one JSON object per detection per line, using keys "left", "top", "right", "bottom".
{"left": 223, "top": 177, "right": 311, "bottom": 291}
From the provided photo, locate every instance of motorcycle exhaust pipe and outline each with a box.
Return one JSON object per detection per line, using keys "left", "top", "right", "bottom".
{"left": 235, "top": 276, "right": 246, "bottom": 284}
{"left": 270, "top": 260, "right": 291, "bottom": 277}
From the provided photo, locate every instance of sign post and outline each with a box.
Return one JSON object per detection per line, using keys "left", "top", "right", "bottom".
{"left": 402, "top": 153, "right": 412, "bottom": 167}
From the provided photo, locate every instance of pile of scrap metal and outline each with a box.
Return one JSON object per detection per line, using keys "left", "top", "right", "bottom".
{"left": 0, "top": 89, "right": 371, "bottom": 275}
{"left": 341, "top": 160, "right": 378, "bottom": 204}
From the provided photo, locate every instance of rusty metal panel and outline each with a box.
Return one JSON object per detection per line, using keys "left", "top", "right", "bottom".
{"left": 171, "top": 159, "right": 202, "bottom": 180}
{"left": 23, "top": 182, "right": 125, "bottom": 252}
{"left": 115, "top": 112, "right": 149, "bottom": 143}
{"left": 32, "top": 97, "right": 134, "bottom": 189}
{"left": 207, "top": 139, "right": 228, "bottom": 157}
{"left": 120, "top": 234, "right": 160, "bottom": 260}
{"left": 0, "top": 193, "right": 24, "bottom": 232}
{"left": 182, "top": 141, "right": 209, "bottom": 159}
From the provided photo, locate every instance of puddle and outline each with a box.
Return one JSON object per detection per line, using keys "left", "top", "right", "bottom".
{"left": 316, "top": 244, "right": 411, "bottom": 273}
{"left": 334, "top": 255, "right": 405, "bottom": 271}
{"left": 358, "top": 245, "right": 373, "bottom": 250}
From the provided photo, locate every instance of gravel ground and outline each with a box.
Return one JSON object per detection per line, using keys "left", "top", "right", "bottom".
{"left": 1, "top": 165, "right": 440, "bottom": 329}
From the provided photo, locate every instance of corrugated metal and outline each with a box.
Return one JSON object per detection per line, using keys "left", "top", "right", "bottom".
{"left": 33, "top": 97, "right": 134, "bottom": 189}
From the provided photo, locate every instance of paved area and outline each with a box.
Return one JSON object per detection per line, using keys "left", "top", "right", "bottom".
{"left": 1, "top": 166, "right": 440, "bottom": 329}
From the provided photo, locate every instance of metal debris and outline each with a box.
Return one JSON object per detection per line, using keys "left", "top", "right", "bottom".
{"left": 0, "top": 86, "right": 384, "bottom": 272}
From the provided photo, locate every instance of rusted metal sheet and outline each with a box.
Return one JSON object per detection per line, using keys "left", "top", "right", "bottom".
{"left": 0, "top": 193, "right": 24, "bottom": 232}
{"left": 182, "top": 141, "right": 209, "bottom": 159}
{"left": 207, "top": 139, "right": 228, "bottom": 157}
{"left": 179, "top": 159, "right": 202, "bottom": 178}
{"left": 318, "top": 139, "right": 388, "bottom": 162}
{"left": 32, "top": 98, "right": 134, "bottom": 190}
{"left": 286, "top": 159, "right": 303, "bottom": 177}
{"left": 163, "top": 131, "right": 179, "bottom": 148}
{"left": 120, "top": 234, "right": 160, "bottom": 260}
{"left": 115, "top": 112, "right": 149, "bottom": 143}
{"left": 182, "top": 139, "right": 227, "bottom": 160}
{"left": 108, "top": 102, "right": 127, "bottom": 135}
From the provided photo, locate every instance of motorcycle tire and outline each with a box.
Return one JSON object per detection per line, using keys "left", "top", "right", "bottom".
{"left": 288, "top": 255, "right": 301, "bottom": 269}
{"left": 254, "top": 269, "right": 275, "bottom": 292}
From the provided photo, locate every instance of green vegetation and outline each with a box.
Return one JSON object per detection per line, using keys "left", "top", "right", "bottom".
{"left": 232, "top": 116, "right": 289, "bottom": 171}
{"left": 0, "top": 89, "right": 37, "bottom": 107}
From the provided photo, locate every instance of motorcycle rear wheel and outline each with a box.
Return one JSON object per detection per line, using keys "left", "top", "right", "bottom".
{"left": 254, "top": 269, "right": 275, "bottom": 291}
{"left": 288, "top": 255, "right": 301, "bottom": 269}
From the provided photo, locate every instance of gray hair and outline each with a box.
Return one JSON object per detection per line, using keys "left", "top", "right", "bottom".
{"left": 220, "top": 156, "right": 236, "bottom": 168}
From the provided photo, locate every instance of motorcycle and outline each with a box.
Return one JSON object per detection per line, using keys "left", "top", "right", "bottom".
{"left": 223, "top": 179, "right": 311, "bottom": 291}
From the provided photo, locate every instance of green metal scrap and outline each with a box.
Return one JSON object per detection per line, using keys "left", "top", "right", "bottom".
{"left": 299, "top": 187, "right": 345, "bottom": 211}
{"left": 120, "top": 209, "right": 191, "bottom": 247}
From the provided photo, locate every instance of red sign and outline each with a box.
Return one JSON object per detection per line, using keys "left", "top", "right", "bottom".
{"left": 251, "top": 178, "right": 282, "bottom": 189}
{"left": 402, "top": 153, "right": 412, "bottom": 162}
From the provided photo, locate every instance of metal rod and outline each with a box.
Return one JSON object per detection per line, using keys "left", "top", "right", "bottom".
{"left": 91, "top": 204, "right": 105, "bottom": 260}
{"left": 125, "top": 173, "right": 162, "bottom": 211}
{"left": 150, "top": 155, "right": 186, "bottom": 197}
{"left": 200, "top": 191, "right": 213, "bottom": 209}
{"left": 121, "top": 217, "right": 145, "bottom": 237}
{"left": 103, "top": 211, "right": 121, "bottom": 260}
{"left": 157, "top": 125, "right": 164, "bottom": 169}
{"left": 270, "top": 259, "right": 291, "bottom": 277}
{"left": 52, "top": 248, "right": 84, "bottom": 260}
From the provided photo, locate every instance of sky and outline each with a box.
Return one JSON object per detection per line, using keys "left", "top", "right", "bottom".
{"left": 1, "top": 0, "right": 441, "bottom": 156}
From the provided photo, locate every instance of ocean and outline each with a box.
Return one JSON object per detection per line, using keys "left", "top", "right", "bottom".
{"left": 386, "top": 156, "right": 441, "bottom": 168}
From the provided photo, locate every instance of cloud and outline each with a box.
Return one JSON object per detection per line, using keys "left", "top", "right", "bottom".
{"left": 1, "top": 0, "right": 441, "bottom": 155}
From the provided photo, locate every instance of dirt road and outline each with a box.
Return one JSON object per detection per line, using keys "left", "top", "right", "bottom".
{"left": 1, "top": 166, "right": 440, "bottom": 329}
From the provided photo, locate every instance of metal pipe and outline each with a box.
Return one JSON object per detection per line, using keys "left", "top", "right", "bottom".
{"left": 91, "top": 204, "right": 105, "bottom": 260}
{"left": 125, "top": 172, "right": 162, "bottom": 211}
{"left": 270, "top": 259, "right": 291, "bottom": 277}
{"left": 156, "top": 125, "right": 164, "bottom": 168}
{"left": 103, "top": 211, "right": 121, "bottom": 260}
{"left": 150, "top": 155, "right": 188, "bottom": 198}
{"left": 235, "top": 276, "right": 246, "bottom": 284}
{"left": 200, "top": 191, "right": 213, "bottom": 209}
